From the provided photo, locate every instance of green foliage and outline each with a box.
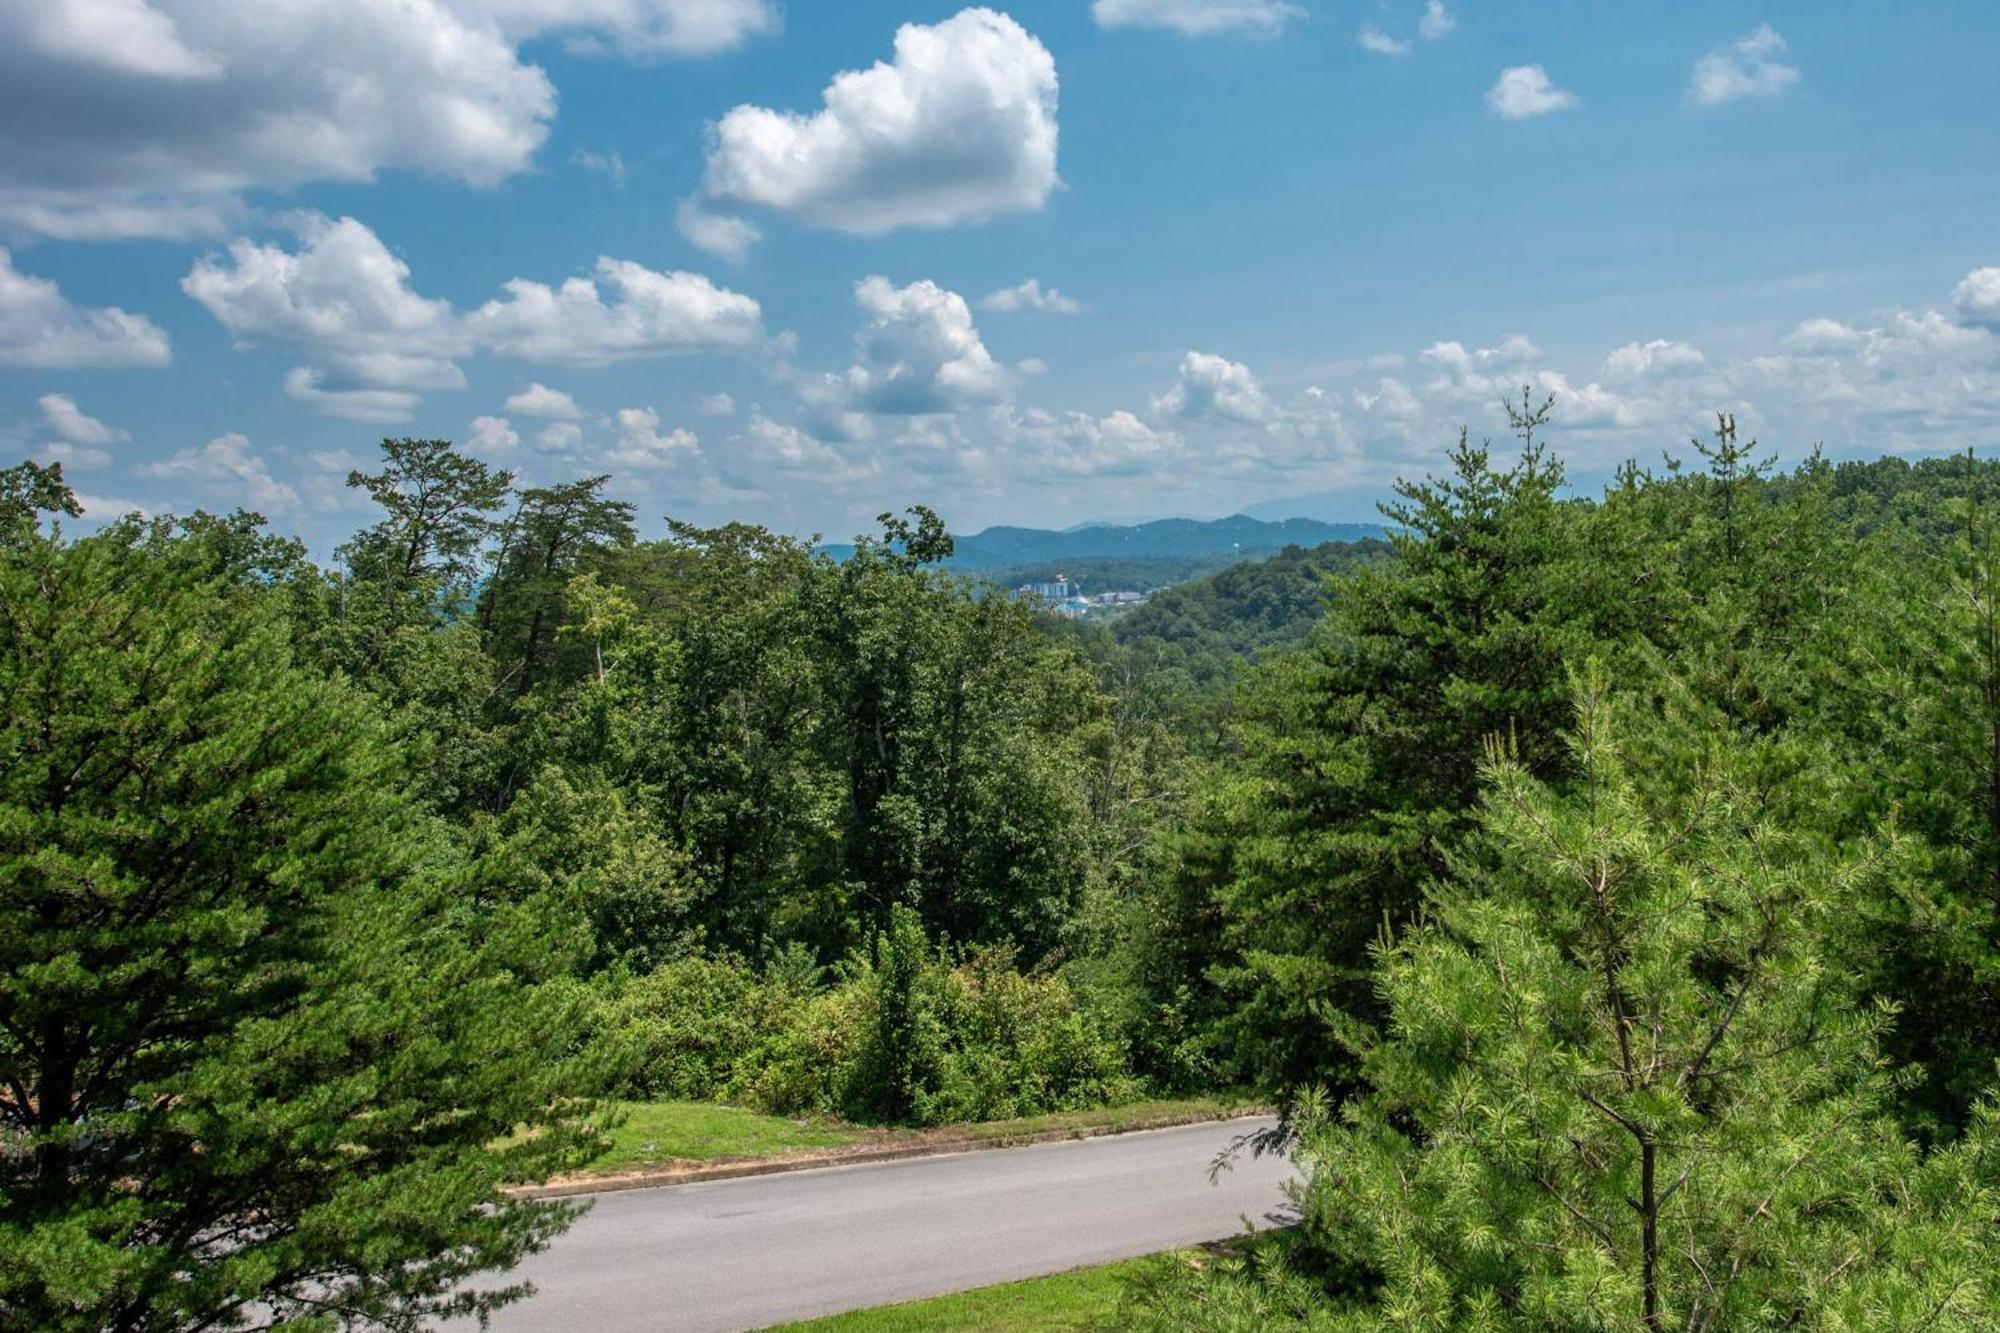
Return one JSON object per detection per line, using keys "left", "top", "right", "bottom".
{"left": 29, "top": 396, "right": 2000, "bottom": 1327}
{"left": 317, "top": 438, "right": 522, "bottom": 816}
{"left": 339, "top": 436, "right": 512, "bottom": 598}
{"left": 0, "top": 458, "right": 81, "bottom": 534}
{"left": 1798, "top": 454, "right": 2000, "bottom": 1137}
{"left": 603, "top": 954, "right": 808, "bottom": 1102}
{"left": 1124, "top": 1239, "right": 1349, "bottom": 1332}
{"left": 0, "top": 517, "right": 601, "bottom": 1331}
{"left": 860, "top": 903, "right": 933, "bottom": 1121}
{"left": 481, "top": 766, "right": 701, "bottom": 972}
{"left": 844, "top": 906, "right": 1137, "bottom": 1125}
{"left": 535, "top": 510, "right": 1107, "bottom": 963}
{"left": 601, "top": 925, "right": 1135, "bottom": 1128}
{"left": 1119, "top": 411, "right": 2000, "bottom": 1324}
{"left": 1174, "top": 408, "right": 1630, "bottom": 1098}
{"left": 1146, "top": 673, "right": 2000, "bottom": 1329}
{"left": 479, "top": 473, "right": 636, "bottom": 698}
{"left": 1104, "top": 537, "right": 1390, "bottom": 700}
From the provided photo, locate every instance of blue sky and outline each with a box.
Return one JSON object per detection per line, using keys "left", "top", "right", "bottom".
{"left": 2, "top": 0, "right": 1998, "bottom": 551}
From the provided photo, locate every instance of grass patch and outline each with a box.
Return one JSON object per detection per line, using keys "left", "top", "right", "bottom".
{"left": 951, "top": 1095, "right": 1260, "bottom": 1144}
{"left": 758, "top": 1254, "right": 1160, "bottom": 1331}
{"left": 552, "top": 1093, "right": 1258, "bottom": 1179}
{"left": 587, "top": 1101, "right": 861, "bottom": 1174}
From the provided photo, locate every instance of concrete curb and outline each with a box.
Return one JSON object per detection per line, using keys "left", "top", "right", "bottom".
{"left": 511, "top": 1109, "right": 1268, "bottom": 1200}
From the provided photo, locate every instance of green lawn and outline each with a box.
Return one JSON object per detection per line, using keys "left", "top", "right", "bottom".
{"left": 565, "top": 1094, "right": 1258, "bottom": 1178}
{"left": 586, "top": 1101, "right": 861, "bottom": 1173}
{"left": 947, "top": 1095, "right": 1256, "bottom": 1144}
{"left": 757, "top": 1254, "right": 1161, "bottom": 1331}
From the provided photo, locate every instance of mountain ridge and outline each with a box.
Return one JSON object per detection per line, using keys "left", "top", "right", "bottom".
{"left": 821, "top": 514, "right": 1388, "bottom": 569}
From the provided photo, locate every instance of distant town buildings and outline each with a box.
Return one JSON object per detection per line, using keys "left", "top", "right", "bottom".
{"left": 1013, "top": 573, "right": 1153, "bottom": 619}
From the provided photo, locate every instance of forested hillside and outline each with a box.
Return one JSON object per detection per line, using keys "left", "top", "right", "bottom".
{"left": 10, "top": 411, "right": 2000, "bottom": 1328}
{"left": 1101, "top": 536, "right": 1391, "bottom": 697}
{"left": 981, "top": 551, "right": 1248, "bottom": 593}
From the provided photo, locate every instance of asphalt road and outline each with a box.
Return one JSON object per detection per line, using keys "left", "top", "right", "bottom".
{"left": 475, "top": 1117, "right": 1297, "bottom": 1333}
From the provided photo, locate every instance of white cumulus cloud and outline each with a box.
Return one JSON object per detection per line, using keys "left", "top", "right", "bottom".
{"left": 1153, "top": 351, "right": 1270, "bottom": 423}
{"left": 39, "top": 393, "right": 127, "bottom": 447}
{"left": 1361, "top": 1, "right": 1451, "bottom": 58}
{"left": 1532, "top": 371, "right": 1648, "bottom": 429}
{"left": 182, "top": 215, "right": 762, "bottom": 416}
{"left": 1091, "top": 0, "right": 1302, "bottom": 36}
{"left": 36, "top": 442, "right": 114, "bottom": 471}
{"left": 1486, "top": 65, "right": 1579, "bottom": 120}
{"left": 1418, "top": 1, "right": 1455, "bottom": 41}
{"left": 696, "top": 8, "right": 1059, "bottom": 240}
{"left": 834, "top": 276, "right": 1007, "bottom": 417}
{"left": 0, "top": 247, "right": 172, "bottom": 368}
{"left": 1605, "top": 339, "right": 1708, "bottom": 378}
{"left": 282, "top": 369, "right": 421, "bottom": 423}
{"left": 1743, "top": 304, "right": 2000, "bottom": 447}
{"left": 1359, "top": 27, "right": 1410, "bottom": 56}
{"left": 0, "top": 1, "right": 549, "bottom": 239}
{"left": 535, "top": 421, "right": 583, "bottom": 451}
{"left": 1419, "top": 335, "right": 1542, "bottom": 388}
{"left": 466, "top": 256, "right": 764, "bottom": 366}
{"left": 143, "top": 432, "right": 299, "bottom": 513}
{"left": 999, "top": 406, "right": 1182, "bottom": 477}
{"left": 574, "top": 148, "right": 627, "bottom": 186}
{"left": 1783, "top": 318, "right": 1865, "bottom": 353}
{"left": 1690, "top": 25, "right": 1800, "bottom": 106}
{"left": 182, "top": 214, "right": 465, "bottom": 370}
{"left": 504, "top": 382, "right": 584, "bottom": 420}
{"left": 676, "top": 198, "right": 762, "bottom": 263}
{"left": 743, "top": 408, "right": 846, "bottom": 472}
{"left": 468, "top": 0, "right": 776, "bottom": 57}
{"left": 1954, "top": 267, "right": 2000, "bottom": 331}
{"left": 469, "top": 414, "right": 521, "bottom": 453}
{"left": 979, "top": 278, "right": 1082, "bottom": 315}
{"left": 604, "top": 406, "right": 699, "bottom": 467}
{"left": 17, "top": 0, "right": 219, "bottom": 80}
{"left": 0, "top": 1, "right": 774, "bottom": 240}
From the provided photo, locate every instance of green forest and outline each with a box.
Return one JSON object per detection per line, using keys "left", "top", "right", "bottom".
{"left": 9, "top": 400, "right": 2000, "bottom": 1328}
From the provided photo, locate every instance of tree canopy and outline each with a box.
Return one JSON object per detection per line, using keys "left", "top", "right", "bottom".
{"left": 13, "top": 415, "right": 2000, "bottom": 1328}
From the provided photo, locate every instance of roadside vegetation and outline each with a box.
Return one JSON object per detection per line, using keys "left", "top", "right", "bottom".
{"left": 13, "top": 394, "right": 2000, "bottom": 1327}
{"left": 572, "top": 1102, "right": 860, "bottom": 1173}
{"left": 761, "top": 1255, "right": 1160, "bottom": 1332}
{"left": 561, "top": 1095, "right": 1256, "bottom": 1178}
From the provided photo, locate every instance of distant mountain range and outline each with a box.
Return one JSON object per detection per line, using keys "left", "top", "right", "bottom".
{"left": 1237, "top": 490, "right": 1386, "bottom": 524}
{"left": 822, "top": 514, "right": 1388, "bottom": 569}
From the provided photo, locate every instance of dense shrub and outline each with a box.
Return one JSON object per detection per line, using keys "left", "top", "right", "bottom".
{"left": 603, "top": 915, "right": 1137, "bottom": 1126}
{"left": 601, "top": 955, "right": 805, "bottom": 1101}
{"left": 841, "top": 906, "right": 1138, "bottom": 1123}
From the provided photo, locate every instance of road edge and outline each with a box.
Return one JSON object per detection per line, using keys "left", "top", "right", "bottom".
{"left": 510, "top": 1108, "right": 1272, "bottom": 1200}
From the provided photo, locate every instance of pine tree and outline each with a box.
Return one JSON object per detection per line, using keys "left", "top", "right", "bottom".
{"left": 340, "top": 437, "right": 513, "bottom": 601}
{"left": 1270, "top": 667, "right": 2000, "bottom": 1329}
{"left": 1193, "top": 414, "right": 1628, "bottom": 1096}
{"left": 0, "top": 517, "right": 601, "bottom": 1331}
{"left": 1824, "top": 449, "right": 2000, "bottom": 1137}
{"left": 480, "top": 474, "right": 637, "bottom": 692}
